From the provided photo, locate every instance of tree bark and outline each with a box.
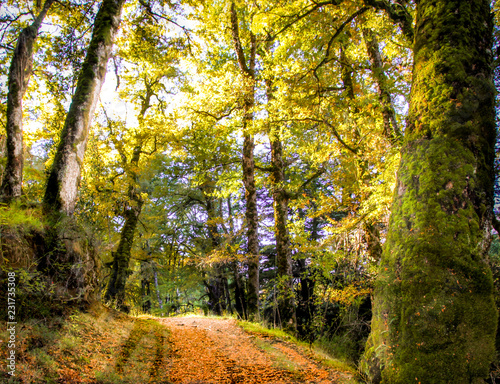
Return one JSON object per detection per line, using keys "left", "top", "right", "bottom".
{"left": 43, "top": 0, "right": 125, "bottom": 215}
{"left": 230, "top": 1, "right": 260, "bottom": 320}
{"left": 362, "top": 1, "right": 497, "bottom": 382}
{"left": 1, "top": 0, "right": 54, "bottom": 201}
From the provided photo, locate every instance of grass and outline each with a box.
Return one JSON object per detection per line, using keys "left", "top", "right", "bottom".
{"left": 238, "top": 320, "right": 360, "bottom": 382}
{"left": 252, "top": 336, "right": 302, "bottom": 375}
{"left": 0, "top": 303, "right": 170, "bottom": 384}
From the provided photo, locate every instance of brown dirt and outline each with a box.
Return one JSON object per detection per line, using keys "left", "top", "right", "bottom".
{"left": 158, "top": 316, "right": 355, "bottom": 384}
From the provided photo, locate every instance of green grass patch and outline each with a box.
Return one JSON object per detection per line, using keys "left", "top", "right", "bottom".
{"left": 237, "top": 320, "right": 297, "bottom": 342}
{"left": 237, "top": 320, "right": 359, "bottom": 381}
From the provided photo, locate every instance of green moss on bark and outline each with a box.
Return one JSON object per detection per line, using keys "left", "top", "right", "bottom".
{"left": 362, "top": 1, "right": 497, "bottom": 383}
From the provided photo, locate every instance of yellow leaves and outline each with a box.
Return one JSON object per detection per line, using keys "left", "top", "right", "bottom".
{"left": 325, "top": 284, "right": 372, "bottom": 306}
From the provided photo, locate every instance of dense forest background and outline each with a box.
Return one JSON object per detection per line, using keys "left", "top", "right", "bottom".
{"left": 1, "top": 0, "right": 500, "bottom": 382}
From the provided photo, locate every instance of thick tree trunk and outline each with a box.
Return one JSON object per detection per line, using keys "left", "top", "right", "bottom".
{"left": 230, "top": 2, "right": 259, "bottom": 319}
{"left": 1, "top": 0, "right": 54, "bottom": 201}
{"left": 270, "top": 132, "right": 296, "bottom": 328}
{"left": 362, "top": 2, "right": 497, "bottom": 383}
{"left": 43, "top": 0, "right": 125, "bottom": 215}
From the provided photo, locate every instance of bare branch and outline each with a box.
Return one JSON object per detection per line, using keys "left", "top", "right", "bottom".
{"left": 192, "top": 106, "right": 238, "bottom": 121}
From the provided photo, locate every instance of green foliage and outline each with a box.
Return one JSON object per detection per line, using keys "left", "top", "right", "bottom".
{"left": 0, "top": 202, "right": 45, "bottom": 231}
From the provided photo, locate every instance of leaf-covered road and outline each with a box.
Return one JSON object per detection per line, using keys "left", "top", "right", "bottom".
{"left": 158, "top": 316, "right": 356, "bottom": 384}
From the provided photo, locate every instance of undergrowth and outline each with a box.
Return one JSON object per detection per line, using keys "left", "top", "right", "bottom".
{"left": 0, "top": 303, "right": 169, "bottom": 383}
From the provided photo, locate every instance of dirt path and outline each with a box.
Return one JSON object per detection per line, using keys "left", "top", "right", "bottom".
{"left": 158, "top": 316, "right": 356, "bottom": 384}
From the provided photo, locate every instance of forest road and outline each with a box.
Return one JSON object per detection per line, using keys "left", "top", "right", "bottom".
{"left": 157, "top": 316, "right": 355, "bottom": 384}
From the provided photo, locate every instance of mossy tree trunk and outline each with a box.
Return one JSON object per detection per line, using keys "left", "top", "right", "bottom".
{"left": 43, "top": 0, "right": 125, "bottom": 215}
{"left": 1, "top": 0, "right": 54, "bottom": 202}
{"left": 104, "top": 146, "right": 144, "bottom": 311}
{"left": 104, "top": 78, "right": 154, "bottom": 311}
{"left": 362, "top": 1, "right": 497, "bottom": 383}
{"left": 230, "top": 1, "right": 260, "bottom": 320}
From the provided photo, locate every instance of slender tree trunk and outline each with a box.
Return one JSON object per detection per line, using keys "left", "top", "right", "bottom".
{"left": 341, "top": 45, "right": 383, "bottom": 262}
{"left": 140, "top": 261, "right": 151, "bottom": 313}
{"left": 104, "top": 146, "right": 143, "bottom": 310}
{"left": 1, "top": 0, "right": 54, "bottom": 201}
{"left": 227, "top": 196, "right": 248, "bottom": 318}
{"left": 270, "top": 130, "right": 296, "bottom": 328}
{"left": 43, "top": 0, "right": 125, "bottom": 215}
{"left": 103, "top": 78, "right": 154, "bottom": 311}
{"left": 230, "top": 2, "right": 259, "bottom": 319}
{"left": 153, "top": 262, "right": 163, "bottom": 310}
{"left": 362, "top": 2, "right": 497, "bottom": 383}
{"left": 204, "top": 188, "right": 226, "bottom": 315}
{"left": 363, "top": 28, "right": 401, "bottom": 142}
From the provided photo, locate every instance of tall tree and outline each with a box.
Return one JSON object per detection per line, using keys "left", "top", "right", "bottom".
{"left": 230, "top": 1, "right": 260, "bottom": 319}
{"left": 362, "top": 1, "right": 497, "bottom": 383}
{"left": 43, "top": 0, "right": 125, "bottom": 215}
{"left": 362, "top": 27, "right": 401, "bottom": 142}
{"left": 1, "top": 0, "right": 54, "bottom": 202}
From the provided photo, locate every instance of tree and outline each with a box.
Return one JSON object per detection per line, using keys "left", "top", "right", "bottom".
{"left": 1, "top": 0, "right": 54, "bottom": 202}
{"left": 362, "top": 1, "right": 498, "bottom": 382}
{"left": 43, "top": 0, "right": 125, "bottom": 215}
{"left": 229, "top": 1, "right": 260, "bottom": 319}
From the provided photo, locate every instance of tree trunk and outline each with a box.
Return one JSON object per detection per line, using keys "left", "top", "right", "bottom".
{"left": 1, "top": 0, "right": 54, "bottom": 201}
{"left": 43, "top": 0, "right": 125, "bottom": 215}
{"left": 233, "top": 261, "right": 247, "bottom": 319}
{"left": 203, "top": 187, "right": 227, "bottom": 315}
{"left": 270, "top": 131, "right": 296, "bottom": 328}
{"left": 153, "top": 262, "right": 163, "bottom": 310}
{"left": 140, "top": 261, "right": 151, "bottom": 313}
{"left": 230, "top": 1, "right": 260, "bottom": 320}
{"left": 104, "top": 146, "right": 143, "bottom": 310}
{"left": 341, "top": 45, "right": 383, "bottom": 262}
{"left": 362, "top": 2, "right": 497, "bottom": 383}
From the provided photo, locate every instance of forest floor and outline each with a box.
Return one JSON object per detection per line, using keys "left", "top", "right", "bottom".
{"left": 158, "top": 316, "right": 357, "bottom": 384}
{"left": 0, "top": 306, "right": 358, "bottom": 383}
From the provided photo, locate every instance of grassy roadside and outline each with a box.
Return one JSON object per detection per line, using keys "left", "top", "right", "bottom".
{"left": 0, "top": 303, "right": 170, "bottom": 384}
{"left": 237, "top": 320, "right": 361, "bottom": 383}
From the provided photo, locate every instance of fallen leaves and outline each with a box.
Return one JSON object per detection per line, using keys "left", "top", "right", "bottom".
{"left": 160, "top": 316, "right": 345, "bottom": 383}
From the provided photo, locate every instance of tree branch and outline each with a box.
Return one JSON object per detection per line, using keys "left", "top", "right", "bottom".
{"left": 311, "top": 7, "right": 369, "bottom": 81}
{"left": 230, "top": 2, "right": 251, "bottom": 76}
{"left": 268, "top": 0, "right": 343, "bottom": 40}
{"left": 363, "top": 0, "right": 413, "bottom": 41}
